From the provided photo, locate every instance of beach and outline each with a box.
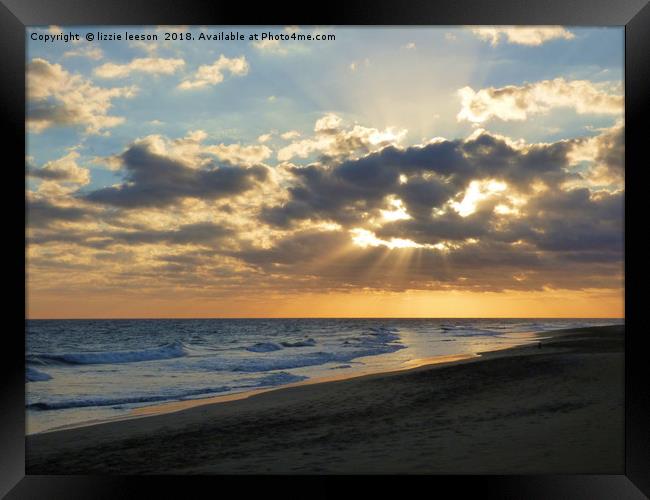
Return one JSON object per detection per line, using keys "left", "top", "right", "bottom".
{"left": 26, "top": 324, "right": 624, "bottom": 474}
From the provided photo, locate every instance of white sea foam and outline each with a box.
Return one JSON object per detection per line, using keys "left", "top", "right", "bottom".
{"left": 28, "top": 371, "right": 307, "bottom": 411}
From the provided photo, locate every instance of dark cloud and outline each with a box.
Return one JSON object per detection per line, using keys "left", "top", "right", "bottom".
{"left": 28, "top": 222, "right": 232, "bottom": 249}
{"left": 27, "top": 164, "right": 71, "bottom": 182}
{"left": 376, "top": 187, "right": 623, "bottom": 256}
{"left": 229, "top": 228, "right": 621, "bottom": 293}
{"left": 28, "top": 127, "right": 624, "bottom": 295}
{"left": 596, "top": 125, "right": 624, "bottom": 172}
{"left": 85, "top": 141, "right": 268, "bottom": 208}
{"left": 246, "top": 127, "right": 624, "bottom": 293}
{"left": 523, "top": 189, "right": 623, "bottom": 253}
{"left": 105, "top": 222, "right": 233, "bottom": 246}
{"left": 27, "top": 199, "right": 91, "bottom": 228}
{"left": 262, "top": 131, "right": 576, "bottom": 228}
{"left": 235, "top": 230, "right": 351, "bottom": 267}
{"left": 27, "top": 102, "right": 80, "bottom": 130}
{"left": 398, "top": 176, "right": 456, "bottom": 218}
{"left": 375, "top": 209, "right": 493, "bottom": 245}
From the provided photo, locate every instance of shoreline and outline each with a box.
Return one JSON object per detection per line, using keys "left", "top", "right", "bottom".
{"left": 31, "top": 330, "right": 544, "bottom": 435}
{"left": 26, "top": 325, "right": 624, "bottom": 474}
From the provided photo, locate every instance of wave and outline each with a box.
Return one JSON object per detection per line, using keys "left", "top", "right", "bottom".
{"left": 175, "top": 326, "right": 404, "bottom": 372}
{"left": 280, "top": 338, "right": 316, "bottom": 348}
{"left": 27, "top": 385, "right": 232, "bottom": 411}
{"left": 26, "top": 367, "right": 52, "bottom": 382}
{"left": 183, "top": 342, "right": 404, "bottom": 373}
{"left": 241, "top": 371, "right": 308, "bottom": 386}
{"left": 27, "top": 340, "right": 189, "bottom": 366}
{"left": 27, "top": 371, "right": 308, "bottom": 411}
{"left": 369, "top": 326, "right": 399, "bottom": 335}
{"left": 246, "top": 338, "right": 317, "bottom": 351}
{"left": 26, "top": 325, "right": 403, "bottom": 375}
{"left": 246, "top": 342, "right": 283, "bottom": 353}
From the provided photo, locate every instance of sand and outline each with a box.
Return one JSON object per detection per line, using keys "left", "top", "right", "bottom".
{"left": 26, "top": 325, "right": 624, "bottom": 474}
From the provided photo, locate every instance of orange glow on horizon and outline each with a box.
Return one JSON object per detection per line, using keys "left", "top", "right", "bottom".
{"left": 27, "top": 288, "right": 624, "bottom": 320}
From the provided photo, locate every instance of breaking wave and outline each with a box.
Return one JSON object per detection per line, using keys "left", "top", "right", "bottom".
{"left": 27, "top": 371, "right": 307, "bottom": 411}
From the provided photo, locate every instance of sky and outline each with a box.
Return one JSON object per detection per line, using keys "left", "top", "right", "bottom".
{"left": 26, "top": 26, "right": 624, "bottom": 318}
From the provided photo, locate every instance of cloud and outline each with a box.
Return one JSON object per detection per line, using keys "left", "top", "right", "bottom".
{"left": 314, "top": 113, "right": 343, "bottom": 132}
{"left": 471, "top": 26, "right": 575, "bottom": 46}
{"left": 25, "top": 28, "right": 625, "bottom": 302}
{"left": 457, "top": 78, "right": 623, "bottom": 123}
{"left": 105, "top": 222, "right": 233, "bottom": 246}
{"left": 232, "top": 209, "right": 622, "bottom": 293}
{"left": 178, "top": 55, "right": 249, "bottom": 90}
{"left": 264, "top": 127, "right": 582, "bottom": 229}
{"left": 63, "top": 46, "right": 104, "bottom": 60}
{"left": 27, "top": 151, "right": 90, "bottom": 185}
{"left": 252, "top": 39, "right": 287, "bottom": 54}
{"left": 281, "top": 130, "right": 301, "bottom": 140}
{"left": 27, "top": 58, "right": 137, "bottom": 134}
{"left": 129, "top": 39, "right": 161, "bottom": 55}
{"left": 567, "top": 122, "right": 624, "bottom": 187}
{"left": 521, "top": 188, "right": 623, "bottom": 253}
{"left": 27, "top": 197, "right": 93, "bottom": 228}
{"left": 94, "top": 57, "right": 185, "bottom": 78}
{"left": 205, "top": 143, "right": 272, "bottom": 166}
{"left": 31, "top": 222, "right": 234, "bottom": 249}
{"left": 28, "top": 124, "right": 623, "bottom": 296}
{"left": 251, "top": 125, "right": 622, "bottom": 292}
{"left": 251, "top": 27, "right": 310, "bottom": 55}
{"left": 84, "top": 135, "right": 268, "bottom": 208}
{"left": 97, "top": 130, "right": 273, "bottom": 169}
{"left": 277, "top": 113, "right": 407, "bottom": 162}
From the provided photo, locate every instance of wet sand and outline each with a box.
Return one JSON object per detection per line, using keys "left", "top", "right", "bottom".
{"left": 26, "top": 325, "right": 624, "bottom": 474}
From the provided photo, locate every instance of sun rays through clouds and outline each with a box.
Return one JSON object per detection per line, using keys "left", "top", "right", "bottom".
{"left": 26, "top": 26, "right": 624, "bottom": 318}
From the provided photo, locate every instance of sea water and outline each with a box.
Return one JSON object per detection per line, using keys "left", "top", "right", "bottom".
{"left": 26, "top": 318, "right": 622, "bottom": 434}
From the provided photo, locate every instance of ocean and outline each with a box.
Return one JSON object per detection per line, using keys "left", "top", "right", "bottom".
{"left": 26, "top": 318, "right": 623, "bottom": 434}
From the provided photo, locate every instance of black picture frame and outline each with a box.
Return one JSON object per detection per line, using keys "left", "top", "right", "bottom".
{"left": 3, "top": 0, "right": 648, "bottom": 498}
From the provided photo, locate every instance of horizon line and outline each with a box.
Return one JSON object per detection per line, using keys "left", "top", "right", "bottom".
{"left": 25, "top": 316, "right": 626, "bottom": 321}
